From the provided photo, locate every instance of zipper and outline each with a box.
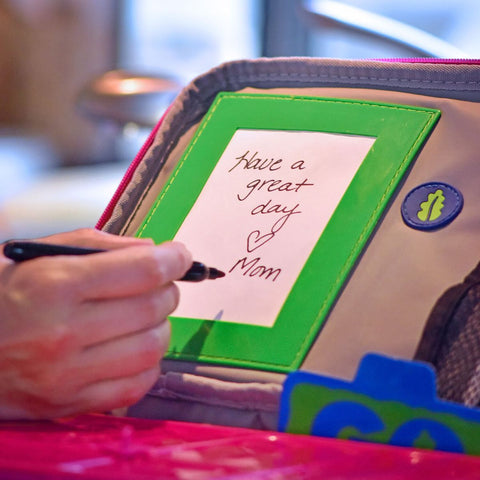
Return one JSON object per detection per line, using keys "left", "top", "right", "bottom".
{"left": 373, "top": 58, "right": 480, "bottom": 64}
{"left": 95, "top": 108, "right": 169, "bottom": 230}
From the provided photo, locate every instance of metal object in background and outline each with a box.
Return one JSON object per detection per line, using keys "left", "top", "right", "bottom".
{"left": 299, "top": 0, "right": 470, "bottom": 58}
{"left": 77, "top": 69, "right": 182, "bottom": 128}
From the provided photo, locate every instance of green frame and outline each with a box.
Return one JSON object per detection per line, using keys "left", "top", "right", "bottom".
{"left": 136, "top": 92, "right": 440, "bottom": 372}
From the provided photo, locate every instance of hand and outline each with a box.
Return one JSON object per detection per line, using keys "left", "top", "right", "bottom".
{"left": 0, "top": 228, "right": 192, "bottom": 419}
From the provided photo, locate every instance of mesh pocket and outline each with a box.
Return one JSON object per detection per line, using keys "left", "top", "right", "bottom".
{"left": 416, "top": 262, "right": 480, "bottom": 406}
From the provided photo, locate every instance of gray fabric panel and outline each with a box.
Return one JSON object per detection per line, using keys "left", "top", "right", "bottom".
{"left": 128, "top": 397, "right": 278, "bottom": 430}
{"left": 298, "top": 90, "right": 480, "bottom": 380}
{"left": 128, "top": 372, "right": 281, "bottom": 430}
{"left": 161, "top": 359, "right": 286, "bottom": 386}
{"left": 464, "top": 364, "right": 480, "bottom": 407}
{"left": 435, "top": 286, "right": 480, "bottom": 406}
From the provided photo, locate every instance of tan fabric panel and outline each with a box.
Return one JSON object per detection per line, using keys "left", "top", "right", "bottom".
{"left": 235, "top": 88, "right": 480, "bottom": 380}
{"left": 122, "top": 86, "right": 479, "bottom": 382}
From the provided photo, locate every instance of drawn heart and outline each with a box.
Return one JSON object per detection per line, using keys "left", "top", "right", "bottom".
{"left": 247, "top": 230, "right": 275, "bottom": 252}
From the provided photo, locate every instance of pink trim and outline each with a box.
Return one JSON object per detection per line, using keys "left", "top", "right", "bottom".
{"left": 96, "top": 107, "right": 171, "bottom": 230}
{"left": 373, "top": 58, "right": 480, "bottom": 64}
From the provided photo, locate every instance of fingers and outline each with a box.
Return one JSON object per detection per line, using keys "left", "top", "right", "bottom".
{"left": 35, "top": 228, "right": 155, "bottom": 250}
{"left": 0, "top": 229, "right": 193, "bottom": 420}
{"left": 75, "top": 321, "right": 171, "bottom": 384}
{"left": 25, "top": 366, "right": 162, "bottom": 420}
{"left": 73, "top": 283, "right": 179, "bottom": 347}
{"left": 68, "top": 242, "right": 192, "bottom": 300}
{"left": 4, "top": 241, "right": 192, "bottom": 304}
{"left": 69, "top": 366, "right": 161, "bottom": 417}
{"left": 54, "top": 321, "right": 170, "bottom": 416}
{"left": 7, "top": 320, "right": 171, "bottom": 419}
{"left": 0, "top": 321, "right": 171, "bottom": 420}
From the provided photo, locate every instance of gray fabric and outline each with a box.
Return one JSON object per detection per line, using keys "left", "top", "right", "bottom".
{"left": 435, "top": 286, "right": 480, "bottom": 406}
{"left": 465, "top": 364, "right": 480, "bottom": 407}
{"left": 128, "top": 397, "right": 278, "bottom": 430}
{"left": 161, "top": 359, "right": 286, "bottom": 385}
{"left": 298, "top": 90, "right": 480, "bottom": 380}
{"left": 415, "top": 260, "right": 480, "bottom": 407}
{"left": 150, "top": 372, "right": 281, "bottom": 411}
{"left": 128, "top": 372, "right": 281, "bottom": 430}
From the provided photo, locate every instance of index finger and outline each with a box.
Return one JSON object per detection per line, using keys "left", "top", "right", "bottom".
{"left": 35, "top": 228, "right": 155, "bottom": 251}
{"left": 67, "top": 242, "right": 192, "bottom": 300}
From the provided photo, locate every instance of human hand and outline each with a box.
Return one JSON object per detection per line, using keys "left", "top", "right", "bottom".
{"left": 0, "top": 228, "right": 192, "bottom": 419}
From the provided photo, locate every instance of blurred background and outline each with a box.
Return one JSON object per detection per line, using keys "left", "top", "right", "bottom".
{"left": 0, "top": 0, "right": 479, "bottom": 240}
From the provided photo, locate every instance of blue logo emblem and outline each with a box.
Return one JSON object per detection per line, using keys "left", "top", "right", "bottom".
{"left": 401, "top": 182, "right": 463, "bottom": 231}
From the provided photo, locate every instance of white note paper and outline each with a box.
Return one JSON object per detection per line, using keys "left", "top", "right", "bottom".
{"left": 173, "top": 129, "right": 375, "bottom": 327}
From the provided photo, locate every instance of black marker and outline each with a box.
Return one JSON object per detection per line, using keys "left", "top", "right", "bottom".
{"left": 2, "top": 241, "right": 225, "bottom": 282}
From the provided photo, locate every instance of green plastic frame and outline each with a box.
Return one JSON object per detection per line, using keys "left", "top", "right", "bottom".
{"left": 136, "top": 93, "right": 440, "bottom": 372}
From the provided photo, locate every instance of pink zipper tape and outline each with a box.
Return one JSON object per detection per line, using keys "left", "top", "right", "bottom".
{"left": 96, "top": 107, "right": 171, "bottom": 230}
{"left": 373, "top": 58, "right": 480, "bottom": 64}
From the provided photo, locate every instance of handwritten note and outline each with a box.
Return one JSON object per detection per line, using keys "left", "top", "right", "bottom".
{"left": 173, "top": 129, "right": 375, "bottom": 327}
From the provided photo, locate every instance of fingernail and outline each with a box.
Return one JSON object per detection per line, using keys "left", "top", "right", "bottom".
{"left": 155, "top": 242, "right": 193, "bottom": 281}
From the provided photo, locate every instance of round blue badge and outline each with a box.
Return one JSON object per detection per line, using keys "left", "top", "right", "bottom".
{"left": 401, "top": 182, "right": 463, "bottom": 231}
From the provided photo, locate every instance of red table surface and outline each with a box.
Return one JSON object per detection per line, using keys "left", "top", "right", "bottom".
{"left": 0, "top": 414, "right": 478, "bottom": 479}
